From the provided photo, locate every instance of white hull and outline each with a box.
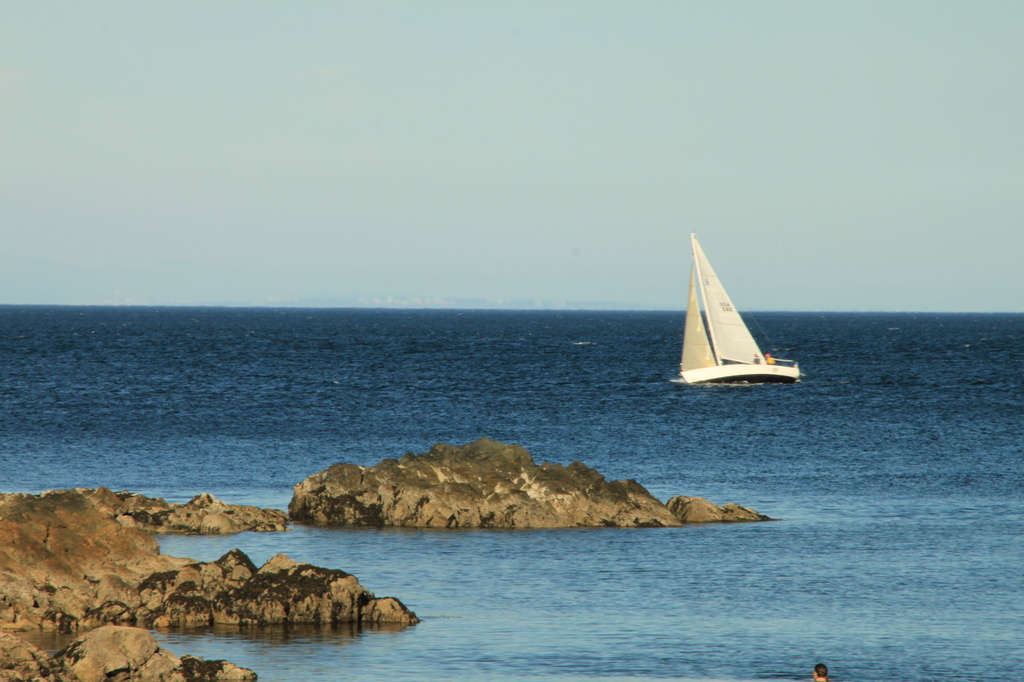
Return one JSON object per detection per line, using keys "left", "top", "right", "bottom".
{"left": 680, "top": 363, "right": 800, "bottom": 385}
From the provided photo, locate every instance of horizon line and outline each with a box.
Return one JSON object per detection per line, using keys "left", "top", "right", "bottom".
{"left": 1, "top": 302, "right": 1020, "bottom": 315}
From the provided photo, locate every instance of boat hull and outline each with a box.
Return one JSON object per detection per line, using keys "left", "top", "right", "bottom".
{"left": 679, "top": 363, "right": 800, "bottom": 385}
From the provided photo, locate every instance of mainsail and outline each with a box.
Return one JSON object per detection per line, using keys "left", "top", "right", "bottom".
{"left": 680, "top": 266, "right": 716, "bottom": 372}
{"left": 691, "top": 235, "right": 764, "bottom": 365}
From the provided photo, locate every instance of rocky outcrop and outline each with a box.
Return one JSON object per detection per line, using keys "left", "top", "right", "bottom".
{"left": 289, "top": 439, "right": 776, "bottom": 530}
{"left": 0, "top": 625, "right": 255, "bottom": 682}
{"left": 290, "top": 438, "right": 679, "bottom": 528}
{"left": 0, "top": 488, "right": 419, "bottom": 633}
{"left": 666, "top": 496, "right": 773, "bottom": 523}
{"left": 0, "top": 487, "right": 286, "bottom": 537}
{"left": 0, "top": 488, "right": 173, "bottom": 632}
{"left": 91, "top": 489, "right": 289, "bottom": 534}
{"left": 137, "top": 550, "right": 416, "bottom": 629}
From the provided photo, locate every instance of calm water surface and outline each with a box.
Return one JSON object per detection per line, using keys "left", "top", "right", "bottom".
{"left": 2, "top": 307, "right": 1022, "bottom": 681}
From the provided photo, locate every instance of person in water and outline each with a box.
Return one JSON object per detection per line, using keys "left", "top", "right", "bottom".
{"left": 813, "top": 663, "right": 829, "bottom": 681}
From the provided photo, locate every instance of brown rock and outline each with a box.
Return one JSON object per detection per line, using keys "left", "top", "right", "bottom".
{"left": 2, "top": 626, "right": 257, "bottom": 682}
{"left": 0, "top": 488, "right": 182, "bottom": 632}
{"left": 42, "top": 625, "right": 257, "bottom": 682}
{"left": 141, "top": 551, "right": 419, "bottom": 628}
{"left": 288, "top": 438, "right": 682, "bottom": 529}
{"left": 0, "top": 631, "right": 77, "bottom": 682}
{"left": 0, "top": 490, "right": 418, "bottom": 634}
{"left": 103, "top": 490, "right": 289, "bottom": 534}
{"left": 665, "top": 496, "right": 773, "bottom": 523}
{"left": 56, "top": 625, "right": 181, "bottom": 682}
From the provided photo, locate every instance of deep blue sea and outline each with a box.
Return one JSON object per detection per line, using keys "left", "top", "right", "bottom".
{"left": 2, "top": 306, "right": 1022, "bottom": 682}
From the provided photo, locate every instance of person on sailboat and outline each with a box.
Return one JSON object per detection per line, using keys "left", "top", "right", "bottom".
{"left": 765, "top": 353, "right": 776, "bottom": 365}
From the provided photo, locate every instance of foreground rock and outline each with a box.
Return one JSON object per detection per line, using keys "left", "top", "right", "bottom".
{"left": 0, "top": 488, "right": 419, "bottom": 633}
{"left": 0, "top": 625, "right": 255, "bottom": 681}
{"left": 0, "top": 631, "right": 77, "bottom": 682}
{"left": 57, "top": 625, "right": 256, "bottom": 682}
{"left": 666, "top": 496, "right": 773, "bottom": 523}
{"left": 289, "top": 438, "right": 772, "bottom": 529}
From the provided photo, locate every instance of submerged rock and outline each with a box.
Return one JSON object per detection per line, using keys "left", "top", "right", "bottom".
{"left": 291, "top": 438, "right": 700, "bottom": 529}
{"left": 0, "top": 488, "right": 419, "bottom": 634}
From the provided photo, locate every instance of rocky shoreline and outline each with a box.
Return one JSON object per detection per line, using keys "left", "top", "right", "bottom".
{"left": 2, "top": 439, "right": 773, "bottom": 680}
{"left": 0, "top": 487, "right": 419, "bottom": 681}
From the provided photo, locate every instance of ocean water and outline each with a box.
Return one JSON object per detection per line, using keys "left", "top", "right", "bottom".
{"left": 1, "top": 306, "right": 1022, "bottom": 682}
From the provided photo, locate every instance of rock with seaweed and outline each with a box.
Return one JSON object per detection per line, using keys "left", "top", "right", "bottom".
{"left": 289, "top": 438, "right": 772, "bottom": 529}
{"left": 0, "top": 488, "right": 418, "bottom": 634}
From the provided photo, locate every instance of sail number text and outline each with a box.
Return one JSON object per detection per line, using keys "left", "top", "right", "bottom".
{"left": 718, "top": 302, "right": 734, "bottom": 313}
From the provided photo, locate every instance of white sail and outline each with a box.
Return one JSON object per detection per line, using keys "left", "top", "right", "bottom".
{"left": 680, "top": 266, "right": 716, "bottom": 372}
{"left": 691, "top": 235, "right": 765, "bottom": 365}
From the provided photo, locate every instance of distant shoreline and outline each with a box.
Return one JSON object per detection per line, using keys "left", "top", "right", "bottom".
{"left": 2, "top": 303, "right": 1021, "bottom": 314}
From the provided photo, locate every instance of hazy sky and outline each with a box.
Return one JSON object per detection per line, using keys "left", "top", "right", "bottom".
{"left": 2, "top": 2, "right": 1021, "bottom": 311}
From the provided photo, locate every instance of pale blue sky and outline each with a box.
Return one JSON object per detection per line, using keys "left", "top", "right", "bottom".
{"left": 2, "top": 1, "right": 1021, "bottom": 310}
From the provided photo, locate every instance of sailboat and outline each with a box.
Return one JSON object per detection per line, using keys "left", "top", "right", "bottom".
{"left": 679, "top": 234, "right": 800, "bottom": 384}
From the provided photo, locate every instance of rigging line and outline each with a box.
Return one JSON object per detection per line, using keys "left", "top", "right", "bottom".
{"left": 747, "top": 311, "right": 778, "bottom": 352}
